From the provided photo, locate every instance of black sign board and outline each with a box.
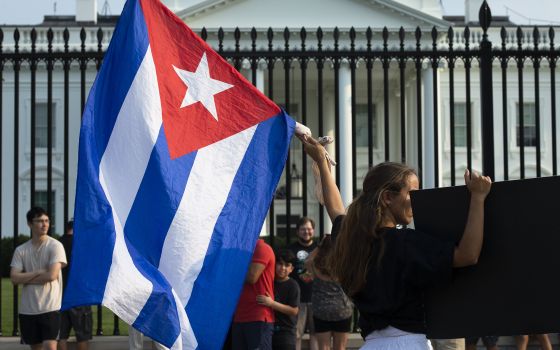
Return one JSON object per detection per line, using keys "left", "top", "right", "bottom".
{"left": 410, "top": 176, "right": 560, "bottom": 338}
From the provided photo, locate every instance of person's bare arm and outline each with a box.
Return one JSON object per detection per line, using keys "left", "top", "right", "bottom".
{"left": 10, "top": 267, "right": 42, "bottom": 285}
{"left": 453, "top": 170, "right": 492, "bottom": 267}
{"left": 25, "top": 262, "right": 64, "bottom": 285}
{"left": 297, "top": 134, "right": 345, "bottom": 221}
{"left": 256, "top": 293, "right": 299, "bottom": 316}
{"left": 303, "top": 249, "right": 317, "bottom": 275}
{"left": 245, "top": 262, "right": 266, "bottom": 284}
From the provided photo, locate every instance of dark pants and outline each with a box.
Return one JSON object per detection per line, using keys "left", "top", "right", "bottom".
{"left": 19, "top": 311, "right": 60, "bottom": 345}
{"left": 272, "top": 329, "right": 296, "bottom": 350}
{"left": 59, "top": 306, "right": 93, "bottom": 341}
{"left": 232, "top": 321, "right": 274, "bottom": 350}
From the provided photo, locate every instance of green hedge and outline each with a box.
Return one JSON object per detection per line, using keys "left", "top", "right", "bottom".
{"left": 1, "top": 234, "right": 64, "bottom": 278}
{"left": 1, "top": 236, "right": 30, "bottom": 278}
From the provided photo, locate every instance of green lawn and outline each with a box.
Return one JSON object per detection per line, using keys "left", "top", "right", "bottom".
{"left": 1, "top": 278, "right": 128, "bottom": 336}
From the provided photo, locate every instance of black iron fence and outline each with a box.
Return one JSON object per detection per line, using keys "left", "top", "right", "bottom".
{"left": 0, "top": 0, "right": 559, "bottom": 338}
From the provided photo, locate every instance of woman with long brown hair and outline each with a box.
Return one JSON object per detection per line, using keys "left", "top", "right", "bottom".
{"left": 297, "top": 134, "right": 491, "bottom": 350}
{"left": 305, "top": 235, "right": 353, "bottom": 350}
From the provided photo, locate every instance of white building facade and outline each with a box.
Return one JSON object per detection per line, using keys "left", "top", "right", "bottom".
{"left": 1, "top": 0, "right": 559, "bottom": 237}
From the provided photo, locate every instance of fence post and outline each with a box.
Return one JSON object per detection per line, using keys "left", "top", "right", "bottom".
{"left": 479, "top": 0, "right": 495, "bottom": 179}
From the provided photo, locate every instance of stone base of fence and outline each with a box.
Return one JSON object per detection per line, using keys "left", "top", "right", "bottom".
{"left": 0, "top": 334, "right": 559, "bottom": 349}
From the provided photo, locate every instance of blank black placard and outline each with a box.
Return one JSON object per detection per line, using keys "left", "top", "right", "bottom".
{"left": 410, "top": 176, "right": 560, "bottom": 339}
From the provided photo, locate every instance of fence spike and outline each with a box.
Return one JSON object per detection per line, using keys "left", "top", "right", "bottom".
{"left": 516, "top": 27, "right": 523, "bottom": 48}
{"left": 218, "top": 27, "right": 224, "bottom": 52}
{"left": 382, "top": 26, "right": 388, "bottom": 49}
{"left": 97, "top": 27, "right": 104, "bottom": 51}
{"left": 14, "top": 28, "right": 20, "bottom": 53}
{"left": 201, "top": 27, "right": 207, "bottom": 41}
{"left": 80, "top": 27, "right": 86, "bottom": 52}
{"left": 431, "top": 26, "right": 438, "bottom": 50}
{"left": 533, "top": 26, "right": 540, "bottom": 48}
{"left": 30, "top": 28, "right": 37, "bottom": 52}
{"left": 478, "top": 0, "right": 492, "bottom": 37}
{"left": 334, "top": 27, "right": 339, "bottom": 50}
{"left": 415, "top": 26, "right": 422, "bottom": 49}
{"left": 63, "top": 28, "right": 69, "bottom": 52}
{"left": 250, "top": 27, "right": 257, "bottom": 43}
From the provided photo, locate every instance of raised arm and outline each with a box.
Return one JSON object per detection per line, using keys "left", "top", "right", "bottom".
{"left": 453, "top": 169, "right": 492, "bottom": 267}
{"left": 297, "top": 134, "right": 345, "bottom": 221}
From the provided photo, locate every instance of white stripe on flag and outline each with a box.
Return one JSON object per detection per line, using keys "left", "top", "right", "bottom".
{"left": 159, "top": 125, "right": 258, "bottom": 307}
{"left": 99, "top": 46, "right": 162, "bottom": 225}
{"left": 99, "top": 46, "right": 160, "bottom": 324}
{"left": 169, "top": 290, "right": 198, "bottom": 350}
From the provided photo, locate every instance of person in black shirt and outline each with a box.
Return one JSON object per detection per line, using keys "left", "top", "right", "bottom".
{"left": 257, "top": 249, "right": 300, "bottom": 350}
{"left": 288, "top": 217, "right": 318, "bottom": 350}
{"left": 297, "top": 134, "right": 492, "bottom": 350}
{"left": 59, "top": 220, "right": 93, "bottom": 350}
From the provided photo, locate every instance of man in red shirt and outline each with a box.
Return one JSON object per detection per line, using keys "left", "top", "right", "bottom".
{"left": 233, "top": 239, "right": 275, "bottom": 349}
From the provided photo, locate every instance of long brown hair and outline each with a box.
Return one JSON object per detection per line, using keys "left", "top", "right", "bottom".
{"left": 328, "top": 162, "right": 416, "bottom": 297}
{"left": 313, "top": 235, "right": 334, "bottom": 278}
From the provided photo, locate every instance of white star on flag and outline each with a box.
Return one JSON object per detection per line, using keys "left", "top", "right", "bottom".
{"left": 173, "top": 52, "right": 234, "bottom": 121}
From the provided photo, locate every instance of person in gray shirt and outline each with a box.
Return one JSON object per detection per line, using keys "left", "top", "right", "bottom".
{"left": 10, "top": 207, "right": 67, "bottom": 350}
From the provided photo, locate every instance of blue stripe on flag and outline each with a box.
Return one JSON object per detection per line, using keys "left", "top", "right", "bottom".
{"left": 62, "top": 0, "right": 150, "bottom": 309}
{"left": 186, "top": 111, "right": 295, "bottom": 349}
{"left": 121, "top": 127, "right": 197, "bottom": 347}
{"left": 127, "top": 243, "right": 181, "bottom": 346}
{"left": 125, "top": 127, "right": 196, "bottom": 266}
{"left": 93, "top": 0, "right": 150, "bottom": 156}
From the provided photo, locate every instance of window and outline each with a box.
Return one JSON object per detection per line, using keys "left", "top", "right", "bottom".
{"left": 516, "top": 103, "right": 537, "bottom": 147}
{"left": 35, "top": 103, "right": 56, "bottom": 148}
{"left": 34, "top": 190, "right": 56, "bottom": 230}
{"left": 356, "top": 104, "right": 378, "bottom": 148}
{"left": 453, "top": 103, "right": 468, "bottom": 147}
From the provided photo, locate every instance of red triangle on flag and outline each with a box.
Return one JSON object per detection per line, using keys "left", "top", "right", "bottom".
{"left": 140, "top": 0, "right": 280, "bottom": 159}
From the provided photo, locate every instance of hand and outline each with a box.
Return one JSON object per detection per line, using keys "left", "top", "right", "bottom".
{"left": 256, "top": 293, "right": 273, "bottom": 307}
{"left": 296, "top": 134, "right": 327, "bottom": 164}
{"left": 300, "top": 271, "right": 314, "bottom": 283}
{"left": 464, "top": 169, "right": 492, "bottom": 200}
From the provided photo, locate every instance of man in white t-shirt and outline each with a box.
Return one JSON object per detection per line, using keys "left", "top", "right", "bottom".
{"left": 10, "top": 207, "right": 67, "bottom": 350}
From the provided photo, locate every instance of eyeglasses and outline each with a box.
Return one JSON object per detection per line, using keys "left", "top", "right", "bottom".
{"left": 32, "top": 219, "right": 50, "bottom": 224}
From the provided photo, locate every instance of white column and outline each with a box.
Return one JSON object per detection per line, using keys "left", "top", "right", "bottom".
{"left": 423, "top": 65, "right": 435, "bottom": 188}
{"left": 338, "top": 62, "right": 353, "bottom": 207}
{"left": 252, "top": 64, "right": 269, "bottom": 236}
{"left": 254, "top": 66, "right": 265, "bottom": 93}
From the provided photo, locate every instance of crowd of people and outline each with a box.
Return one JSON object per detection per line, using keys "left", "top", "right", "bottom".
{"left": 230, "top": 218, "right": 355, "bottom": 350}
{"left": 5, "top": 133, "right": 554, "bottom": 350}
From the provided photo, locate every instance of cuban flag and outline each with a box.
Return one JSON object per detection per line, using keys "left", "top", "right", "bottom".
{"left": 62, "top": 0, "right": 294, "bottom": 349}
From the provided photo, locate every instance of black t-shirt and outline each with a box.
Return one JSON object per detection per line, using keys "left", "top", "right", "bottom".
{"left": 59, "top": 233, "right": 73, "bottom": 293}
{"left": 331, "top": 215, "right": 454, "bottom": 338}
{"left": 274, "top": 278, "right": 300, "bottom": 331}
{"left": 288, "top": 241, "right": 317, "bottom": 302}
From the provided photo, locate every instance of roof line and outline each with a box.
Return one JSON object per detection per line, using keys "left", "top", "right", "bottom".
{"left": 371, "top": 0, "right": 451, "bottom": 28}
{"left": 175, "top": 0, "right": 452, "bottom": 28}
{"left": 176, "top": 0, "right": 237, "bottom": 19}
